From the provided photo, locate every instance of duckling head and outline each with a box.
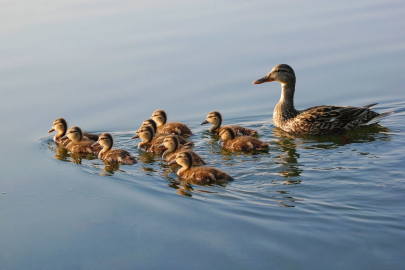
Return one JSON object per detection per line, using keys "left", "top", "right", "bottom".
{"left": 170, "top": 151, "right": 193, "bottom": 169}
{"left": 158, "top": 135, "right": 179, "bottom": 157}
{"left": 151, "top": 110, "right": 167, "bottom": 127}
{"left": 48, "top": 118, "right": 68, "bottom": 135}
{"left": 201, "top": 111, "right": 222, "bottom": 127}
{"left": 62, "top": 126, "right": 83, "bottom": 142}
{"left": 93, "top": 133, "right": 113, "bottom": 151}
{"left": 142, "top": 118, "right": 158, "bottom": 134}
{"left": 219, "top": 126, "right": 236, "bottom": 141}
{"left": 132, "top": 125, "right": 154, "bottom": 142}
{"left": 253, "top": 64, "right": 296, "bottom": 85}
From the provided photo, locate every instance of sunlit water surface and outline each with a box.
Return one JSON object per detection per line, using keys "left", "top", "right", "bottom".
{"left": 1, "top": 1, "right": 405, "bottom": 269}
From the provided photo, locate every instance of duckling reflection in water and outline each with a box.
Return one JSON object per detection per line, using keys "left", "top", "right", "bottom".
{"left": 169, "top": 152, "right": 233, "bottom": 184}
{"left": 158, "top": 135, "right": 206, "bottom": 165}
{"left": 219, "top": 126, "right": 268, "bottom": 151}
{"left": 201, "top": 111, "right": 257, "bottom": 136}
{"left": 48, "top": 118, "right": 99, "bottom": 146}
{"left": 151, "top": 109, "right": 193, "bottom": 137}
{"left": 253, "top": 64, "right": 393, "bottom": 135}
{"left": 61, "top": 126, "right": 102, "bottom": 154}
{"left": 142, "top": 118, "right": 193, "bottom": 146}
{"left": 92, "top": 133, "right": 136, "bottom": 165}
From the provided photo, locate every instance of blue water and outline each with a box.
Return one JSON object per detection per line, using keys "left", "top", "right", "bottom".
{"left": 1, "top": 1, "right": 405, "bottom": 269}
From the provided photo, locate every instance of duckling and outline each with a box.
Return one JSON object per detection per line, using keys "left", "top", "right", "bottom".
{"left": 92, "top": 133, "right": 136, "bottom": 164}
{"left": 253, "top": 64, "right": 394, "bottom": 135}
{"left": 61, "top": 126, "right": 102, "bottom": 154}
{"left": 201, "top": 111, "right": 258, "bottom": 136}
{"left": 219, "top": 126, "right": 269, "bottom": 151}
{"left": 142, "top": 118, "right": 193, "bottom": 146}
{"left": 131, "top": 125, "right": 166, "bottom": 155}
{"left": 158, "top": 135, "right": 206, "bottom": 165}
{"left": 48, "top": 118, "right": 99, "bottom": 145}
{"left": 151, "top": 110, "right": 193, "bottom": 136}
{"left": 169, "top": 152, "right": 233, "bottom": 184}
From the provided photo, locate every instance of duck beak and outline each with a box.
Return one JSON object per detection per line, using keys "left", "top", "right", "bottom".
{"left": 48, "top": 128, "right": 55, "bottom": 133}
{"left": 168, "top": 160, "right": 177, "bottom": 165}
{"left": 92, "top": 141, "right": 100, "bottom": 147}
{"left": 131, "top": 134, "right": 139, "bottom": 139}
{"left": 158, "top": 143, "right": 164, "bottom": 148}
{"left": 252, "top": 75, "right": 272, "bottom": 84}
{"left": 201, "top": 120, "right": 209, "bottom": 125}
{"left": 61, "top": 135, "right": 68, "bottom": 140}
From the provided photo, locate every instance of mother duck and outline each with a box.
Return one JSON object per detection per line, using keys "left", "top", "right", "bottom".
{"left": 253, "top": 64, "right": 393, "bottom": 135}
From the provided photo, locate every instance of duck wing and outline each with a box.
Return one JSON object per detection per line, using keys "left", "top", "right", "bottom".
{"left": 288, "top": 103, "right": 379, "bottom": 134}
{"left": 299, "top": 103, "right": 377, "bottom": 123}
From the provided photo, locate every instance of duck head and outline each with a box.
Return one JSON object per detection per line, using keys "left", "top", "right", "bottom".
{"left": 253, "top": 64, "right": 296, "bottom": 85}
{"left": 61, "top": 126, "right": 83, "bottom": 142}
{"left": 48, "top": 118, "right": 68, "bottom": 134}
{"left": 201, "top": 111, "right": 222, "bottom": 126}
{"left": 151, "top": 110, "right": 167, "bottom": 127}
{"left": 93, "top": 133, "right": 113, "bottom": 150}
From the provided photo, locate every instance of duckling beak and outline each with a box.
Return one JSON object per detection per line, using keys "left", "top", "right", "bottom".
{"left": 168, "top": 160, "right": 177, "bottom": 165}
{"left": 252, "top": 75, "right": 272, "bottom": 84}
{"left": 131, "top": 134, "right": 139, "bottom": 139}
{"left": 61, "top": 135, "right": 68, "bottom": 140}
{"left": 92, "top": 141, "right": 100, "bottom": 147}
{"left": 48, "top": 128, "right": 55, "bottom": 133}
{"left": 201, "top": 120, "right": 209, "bottom": 125}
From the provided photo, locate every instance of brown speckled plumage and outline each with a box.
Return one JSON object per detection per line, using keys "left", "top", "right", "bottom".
{"left": 201, "top": 111, "right": 257, "bottom": 136}
{"left": 48, "top": 118, "right": 99, "bottom": 146}
{"left": 132, "top": 125, "right": 166, "bottom": 155}
{"left": 151, "top": 110, "right": 193, "bottom": 137}
{"left": 159, "top": 135, "right": 206, "bottom": 165}
{"left": 170, "top": 152, "right": 233, "bottom": 184}
{"left": 93, "top": 133, "right": 136, "bottom": 164}
{"left": 62, "top": 126, "right": 102, "bottom": 154}
{"left": 142, "top": 118, "right": 193, "bottom": 146}
{"left": 253, "top": 64, "right": 393, "bottom": 135}
{"left": 219, "top": 126, "right": 268, "bottom": 151}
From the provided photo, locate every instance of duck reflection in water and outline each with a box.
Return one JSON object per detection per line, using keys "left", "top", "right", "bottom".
{"left": 164, "top": 171, "right": 227, "bottom": 197}
{"left": 50, "top": 142, "right": 98, "bottom": 164}
{"left": 272, "top": 127, "right": 303, "bottom": 181}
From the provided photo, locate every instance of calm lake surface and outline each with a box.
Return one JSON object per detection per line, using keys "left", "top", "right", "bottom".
{"left": 1, "top": 1, "right": 405, "bottom": 269}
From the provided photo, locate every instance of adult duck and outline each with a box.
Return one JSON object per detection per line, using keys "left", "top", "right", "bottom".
{"left": 253, "top": 64, "right": 393, "bottom": 135}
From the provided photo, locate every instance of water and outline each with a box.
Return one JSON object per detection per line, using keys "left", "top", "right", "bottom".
{"left": 1, "top": 1, "right": 405, "bottom": 269}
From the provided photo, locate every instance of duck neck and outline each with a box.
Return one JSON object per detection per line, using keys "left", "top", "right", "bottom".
{"left": 178, "top": 162, "right": 191, "bottom": 175}
{"left": 155, "top": 117, "right": 166, "bottom": 127}
{"left": 99, "top": 144, "right": 111, "bottom": 157}
{"left": 163, "top": 141, "right": 178, "bottom": 158}
{"left": 274, "top": 81, "right": 298, "bottom": 124}
{"left": 211, "top": 116, "right": 222, "bottom": 132}
{"left": 55, "top": 129, "right": 66, "bottom": 141}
